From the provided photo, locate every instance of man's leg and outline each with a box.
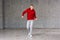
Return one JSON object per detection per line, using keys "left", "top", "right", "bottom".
{"left": 29, "top": 20, "right": 33, "bottom": 38}
{"left": 26, "top": 20, "right": 30, "bottom": 36}
{"left": 26, "top": 20, "right": 30, "bottom": 30}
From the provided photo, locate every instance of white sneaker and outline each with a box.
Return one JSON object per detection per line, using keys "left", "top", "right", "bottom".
{"left": 26, "top": 35, "right": 32, "bottom": 39}
{"left": 29, "top": 35, "right": 32, "bottom": 38}
{"left": 29, "top": 35, "right": 32, "bottom": 39}
{"left": 27, "top": 33, "right": 32, "bottom": 39}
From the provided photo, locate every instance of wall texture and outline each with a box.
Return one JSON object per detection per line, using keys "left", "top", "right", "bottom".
{"left": 0, "top": 0, "right": 3, "bottom": 29}
{"left": 4, "top": 0, "right": 60, "bottom": 28}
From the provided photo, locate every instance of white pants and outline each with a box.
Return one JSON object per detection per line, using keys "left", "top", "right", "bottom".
{"left": 27, "top": 20, "right": 34, "bottom": 35}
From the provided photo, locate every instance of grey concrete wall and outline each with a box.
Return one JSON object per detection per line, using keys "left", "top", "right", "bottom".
{"left": 5, "top": 0, "right": 29, "bottom": 28}
{"left": 5, "top": 0, "right": 60, "bottom": 28}
{"left": 0, "top": 0, "right": 3, "bottom": 29}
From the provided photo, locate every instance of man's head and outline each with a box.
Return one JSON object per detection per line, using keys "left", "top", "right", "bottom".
{"left": 30, "top": 4, "right": 34, "bottom": 10}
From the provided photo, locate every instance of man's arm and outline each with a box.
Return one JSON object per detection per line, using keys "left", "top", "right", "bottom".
{"left": 22, "top": 9, "right": 27, "bottom": 18}
{"left": 34, "top": 10, "right": 37, "bottom": 20}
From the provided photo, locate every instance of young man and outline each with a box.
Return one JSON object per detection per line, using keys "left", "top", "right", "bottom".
{"left": 22, "top": 4, "right": 37, "bottom": 39}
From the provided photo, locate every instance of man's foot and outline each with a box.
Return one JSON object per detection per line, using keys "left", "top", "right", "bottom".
{"left": 29, "top": 35, "right": 32, "bottom": 38}
{"left": 29, "top": 36, "right": 32, "bottom": 39}
{"left": 26, "top": 35, "right": 32, "bottom": 39}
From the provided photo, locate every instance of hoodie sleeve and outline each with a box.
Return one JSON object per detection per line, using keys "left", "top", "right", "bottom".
{"left": 34, "top": 10, "right": 37, "bottom": 18}
{"left": 22, "top": 9, "right": 27, "bottom": 16}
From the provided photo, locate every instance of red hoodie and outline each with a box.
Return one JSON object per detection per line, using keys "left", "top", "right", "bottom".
{"left": 22, "top": 8, "right": 37, "bottom": 20}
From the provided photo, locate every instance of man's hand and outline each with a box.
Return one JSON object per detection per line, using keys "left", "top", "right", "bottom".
{"left": 35, "top": 18, "right": 37, "bottom": 20}
{"left": 22, "top": 16, "right": 24, "bottom": 18}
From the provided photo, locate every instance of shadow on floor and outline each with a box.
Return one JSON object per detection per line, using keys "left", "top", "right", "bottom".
{"left": 32, "top": 32, "right": 46, "bottom": 37}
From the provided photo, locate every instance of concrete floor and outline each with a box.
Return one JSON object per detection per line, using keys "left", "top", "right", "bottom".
{"left": 0, "top": 28, "right": 60, "bottom": 40}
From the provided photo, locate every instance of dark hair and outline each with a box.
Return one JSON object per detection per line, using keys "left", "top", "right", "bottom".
{"left": 30, "top": 4, "right": 34, "bottom": 6}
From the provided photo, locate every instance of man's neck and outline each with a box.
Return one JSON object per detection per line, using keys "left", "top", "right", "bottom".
{"left": 30, "top": 8, "right": 33, "bottom": 10}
